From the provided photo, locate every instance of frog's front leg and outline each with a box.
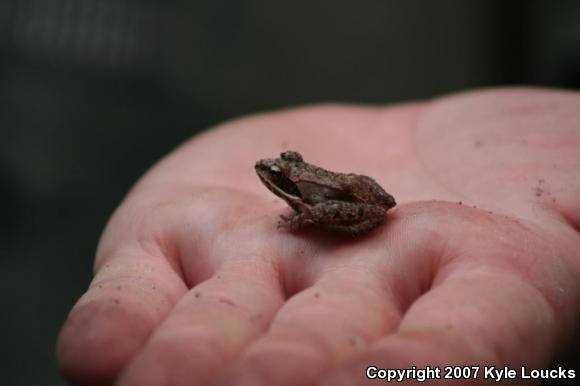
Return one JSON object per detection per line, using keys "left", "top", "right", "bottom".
{"left": 279, "top": 200, "right": 387, "bottom": 235}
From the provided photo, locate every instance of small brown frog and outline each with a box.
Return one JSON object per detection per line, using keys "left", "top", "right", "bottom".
{"left": 255, "top": 151, "right": 396, "bottom": 235}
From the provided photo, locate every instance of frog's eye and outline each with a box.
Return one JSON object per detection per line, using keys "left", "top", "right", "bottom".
{"left": 280, "top": 151, "right": 303, "bottom": 162}
{"left": 270, "top": 165, "right": 281, "bottom": 173}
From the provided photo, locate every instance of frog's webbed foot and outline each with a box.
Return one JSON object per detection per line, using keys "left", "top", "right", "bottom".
{"left": 278, "top": 214, "right": 292, "bottom": 229}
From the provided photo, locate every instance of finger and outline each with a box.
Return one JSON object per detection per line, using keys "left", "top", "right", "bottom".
{"left": 319, "top": 270, "right": 563, "bottom": 386}
{"left": 116, "top": 254, "right": 285, "bottom": 386}
{"left": 56, "top": 246, "right": 188, "bottom": 386}
{"left": 216, "top": 262, "right": 403, "bottom": 386}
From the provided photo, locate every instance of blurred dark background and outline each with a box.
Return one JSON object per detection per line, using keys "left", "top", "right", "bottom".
{"left": 1, "top": 1, "right": 579, "bottom": 385}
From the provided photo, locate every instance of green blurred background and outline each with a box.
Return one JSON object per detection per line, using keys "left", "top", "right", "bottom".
{"left": 1, "top": 1, "right": 579, "bottom": 385}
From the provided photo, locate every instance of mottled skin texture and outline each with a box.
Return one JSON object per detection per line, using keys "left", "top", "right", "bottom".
{"left": 255, "top": 151, "right": 396, "bottom": 235}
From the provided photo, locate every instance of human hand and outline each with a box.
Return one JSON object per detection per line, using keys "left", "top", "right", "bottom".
{"left": 57, "top": 88, "right": 580, "bottom": 385}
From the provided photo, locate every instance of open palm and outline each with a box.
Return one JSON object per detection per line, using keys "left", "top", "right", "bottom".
{"left": 57, "top": 88, "right": 580, "bottom": 386}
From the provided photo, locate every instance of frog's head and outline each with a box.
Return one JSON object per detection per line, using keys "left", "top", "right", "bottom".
{"left": 255, "top": 152, "right": 303, "bottom": 198}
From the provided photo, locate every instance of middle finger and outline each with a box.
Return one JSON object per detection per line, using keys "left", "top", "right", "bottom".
{"left": 216, "top": 260, "right": 404, "bottom": 386}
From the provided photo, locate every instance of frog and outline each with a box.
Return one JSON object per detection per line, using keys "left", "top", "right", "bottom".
{"left": 255, "top": 150, "right": 396, "bottom": 236}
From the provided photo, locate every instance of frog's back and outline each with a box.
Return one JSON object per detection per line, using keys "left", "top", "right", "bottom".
{"left": 349, "top": 174, "right": 396, "bottom": 209}
{"left": 287, "top": 164, "right": 346, "bottom": 190}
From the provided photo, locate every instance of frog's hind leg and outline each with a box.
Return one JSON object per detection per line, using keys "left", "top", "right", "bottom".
{"left": 278, "top": 201, "right": 388, "bottom": 235}
{"left": 278, "top": 212, "right": 316, "bottom": 231}
{"left": 327, "top": 217, "right": 385, "bottom": 236}
{"left": 309, "top": 201, "right": 387, "bottom": 235}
